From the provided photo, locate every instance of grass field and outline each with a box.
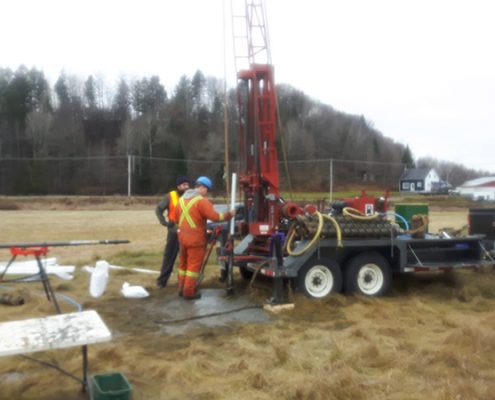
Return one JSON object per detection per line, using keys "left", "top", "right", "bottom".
{"left": 0, "top": 199, "right": 494, "bottom": 399}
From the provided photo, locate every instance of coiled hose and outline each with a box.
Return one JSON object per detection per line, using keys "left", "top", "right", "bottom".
{"left": 286, "top": 211, "right": 343, "bottom": 256}
{"left": 286, "top": 206, "right": 394, "bottom": 257}
{"left": 342, "top": 206, "right": 380, "bottom": 220}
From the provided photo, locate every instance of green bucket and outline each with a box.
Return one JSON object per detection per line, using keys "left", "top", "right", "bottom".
{"left": 90, "top": 372, "right": 132, "bottom": 400}
{"left": 395, "top": 203, "right": 429, "bottom": 231}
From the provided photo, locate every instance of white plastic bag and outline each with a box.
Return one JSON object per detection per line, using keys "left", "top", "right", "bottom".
{"left": 89, "top": 260, "right": 109, "bottom": 298}
{"left": 120, "top": 282, "right": 149, "bottom": 298}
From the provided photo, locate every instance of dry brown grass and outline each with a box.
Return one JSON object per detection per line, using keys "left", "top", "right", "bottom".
{"left": 1, "top": 203, "right": 494, "bottom": 399}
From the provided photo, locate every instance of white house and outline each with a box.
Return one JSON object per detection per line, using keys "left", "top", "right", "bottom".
{"left": 399, "top": 168, "right": 441, "bottom": 194}
{"left": 456, "top": 177, "right": 495, "bottom": 200}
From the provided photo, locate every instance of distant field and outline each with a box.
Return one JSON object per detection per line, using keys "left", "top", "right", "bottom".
{"left": 0, "top": 200, "right": 494, "bottom": 399}
{"left": 0, "top": 191, "right": 479, "bottom": 211}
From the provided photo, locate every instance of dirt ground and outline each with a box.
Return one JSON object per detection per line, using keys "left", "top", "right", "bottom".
{"left": 1, "top": 199, "right": 494, "bottom": 399}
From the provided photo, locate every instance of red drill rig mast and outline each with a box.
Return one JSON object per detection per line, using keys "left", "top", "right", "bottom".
{"left": 232, "top": 0, "right": 281, "bottom": 238}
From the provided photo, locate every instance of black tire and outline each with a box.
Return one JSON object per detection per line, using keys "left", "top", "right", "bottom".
{"left": 297, "top": 258, "right": 343, "bottom": 299}
{"left": 344, "top": 252, "right": 391, "bottom": 296}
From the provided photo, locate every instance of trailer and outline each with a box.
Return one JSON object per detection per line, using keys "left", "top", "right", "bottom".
{"left": 239, "top": 233, "right": 492, "bottom": 299}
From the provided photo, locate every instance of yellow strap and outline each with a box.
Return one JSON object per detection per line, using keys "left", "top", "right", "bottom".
{"left": 185, "top": 270, "right": 199, "bottom": 278}
{"left": 179, "top": 196, "right": 202, "bottom": 228}
{"left": 218, "top": 212, "right": 225, "bottom": 221}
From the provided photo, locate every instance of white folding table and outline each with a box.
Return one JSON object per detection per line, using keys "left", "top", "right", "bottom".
{"left": 0, "top": 310, "right": 112, "bottom": 394}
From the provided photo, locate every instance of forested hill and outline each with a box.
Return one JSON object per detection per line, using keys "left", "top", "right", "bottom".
{"left": 0, "top": 66, "right": 483, "bottom": 194}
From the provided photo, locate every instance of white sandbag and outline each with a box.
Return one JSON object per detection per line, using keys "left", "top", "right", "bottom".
{"left": 120, "top": 282, "right": 149, "bottom": 298}
{"left": 89, "top": 260, "right": 109, "bottom": 298}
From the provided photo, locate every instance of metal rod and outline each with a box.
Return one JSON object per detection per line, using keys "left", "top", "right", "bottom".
{"left": 82, "top": 345, "right": 88, "bottom": 393}
{"left": 0, "top": 240, "right": 130, "bottom": 249}
{"left": 230, "top": 173, "right": 237, "bottom": 236}
{"left": 0, "top": 254, "right": 16, "bottom": 280}
{"left": 226, "top": 173, "right": 237, "bottom": 295}
{"left": 35, "top": 255, "right": 61, "bottom": 314}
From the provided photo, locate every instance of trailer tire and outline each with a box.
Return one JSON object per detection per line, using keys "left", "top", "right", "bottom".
{"left": 345, "top": 252, "right": 391, "bottom": 296}
{"left": 298, "top": 258, "right": 342, "bottom": 299}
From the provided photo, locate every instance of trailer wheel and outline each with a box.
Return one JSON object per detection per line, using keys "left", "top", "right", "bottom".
{"left": 345, "top": 252, "right": 391, "bottom": 296}
{"left": 298, "top": 258, "right": 342, "bottom": 299}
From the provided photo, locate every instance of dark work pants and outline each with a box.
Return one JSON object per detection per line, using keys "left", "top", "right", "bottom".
{"left": 157, "top": 229, "right": 179, "bottom": 286}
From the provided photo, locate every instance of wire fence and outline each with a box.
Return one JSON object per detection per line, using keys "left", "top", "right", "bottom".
{"left": 0, "top": 155, "right": 405, "bottom": 196}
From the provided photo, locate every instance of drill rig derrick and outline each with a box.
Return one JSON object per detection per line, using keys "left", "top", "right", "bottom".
{"left": 231, "top": 0, "right": 293, "bottom": 252}
{"left": 237, "top": 63, "right": 280, "bottom": 238}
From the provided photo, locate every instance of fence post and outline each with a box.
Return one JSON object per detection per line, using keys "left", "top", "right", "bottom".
{"left": 127, "top": 154, "right": 132, "bottom": 197}
{"left": 329, "top": 158, "right": 333, "bottom": 203}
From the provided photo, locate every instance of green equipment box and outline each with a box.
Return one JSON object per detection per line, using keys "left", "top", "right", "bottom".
{"left": 395, "top": 203, "right": 429, "bottom": 231}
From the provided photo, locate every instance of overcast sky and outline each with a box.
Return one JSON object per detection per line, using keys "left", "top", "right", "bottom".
{"left": 2, "top": 0, "right": 494, "bottom": 172}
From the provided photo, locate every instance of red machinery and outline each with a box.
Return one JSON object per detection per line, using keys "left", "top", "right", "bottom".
{"left": 231, "top": 1, "right": 384, "bottom": 257}
{"left": 340, "top": 190, "right": 389, "bottom": 216}
{"left": 233, "top": 0, "right": 286, "bottom": 243}
{"left": 237, "top": 64, "right": 280, "bottom": 236}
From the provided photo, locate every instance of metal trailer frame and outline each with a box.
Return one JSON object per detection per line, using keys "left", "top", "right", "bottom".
{"left": 241, "top": 235, "right": 493, "bottom": 281}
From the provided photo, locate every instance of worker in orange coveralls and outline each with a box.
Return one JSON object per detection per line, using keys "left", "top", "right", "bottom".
{"left": 175, "top": 176, "right": 234, "bottom": 300}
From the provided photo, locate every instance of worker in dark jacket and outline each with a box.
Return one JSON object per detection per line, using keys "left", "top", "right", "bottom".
{"left": 155, "top": 176, "right": 190, "bottom": 288}
{"left": 175, "top": 176, "right": 234, "bottom": 300}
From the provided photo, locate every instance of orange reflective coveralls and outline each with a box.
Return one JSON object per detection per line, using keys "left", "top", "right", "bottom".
{"left": 175, "top": 189, "right": 233, "bottom": 298}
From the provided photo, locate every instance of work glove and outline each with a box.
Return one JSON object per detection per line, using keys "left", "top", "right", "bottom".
{"left": 166, "top": 221, "right": 176, "bottom": 229}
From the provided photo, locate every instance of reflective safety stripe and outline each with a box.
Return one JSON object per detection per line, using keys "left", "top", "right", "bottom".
{"left": 185, "top": 270, "right": 199, "bottom": 278}
{"left": 219, "top": 212, "right": 225, "bottom": 221}
{"left": 178, "top": 270, "right": 187, "bottom": 276}
{"left": 178, "top": 196, "right": 202, "bottom": 228}
{"left": 168, "top": 191, "right": 179, "bottom": 223}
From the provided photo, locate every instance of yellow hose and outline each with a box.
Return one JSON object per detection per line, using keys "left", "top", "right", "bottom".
{"left": 286, "top": 211, "right": 323, "bottom": 256}
{"left": 286, "top": 211, "right": 343, "bottom": 256}
{"left": 322, "top": 214, "right": 343, "bottom": 248}
{"left": 342, "top": 206, "right": 380, "bottom": 220}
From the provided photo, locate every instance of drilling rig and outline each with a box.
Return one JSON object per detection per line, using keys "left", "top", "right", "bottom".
{"left": 222, "top": 0, "right": 492, "bottom": 300}
{"left": 232, "top": 0, "right": 282, "bottom": 238}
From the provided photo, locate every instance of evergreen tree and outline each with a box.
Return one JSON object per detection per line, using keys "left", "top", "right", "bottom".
{"left": 402, "top": 145, "right": 415, "bottom": 168}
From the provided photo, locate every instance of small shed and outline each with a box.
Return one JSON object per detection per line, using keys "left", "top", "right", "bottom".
{"left": 456, "top": 177, "right": 495, "bottom": 200}
{"left": 399, "top": 168, "right": 440, "bottom": 194}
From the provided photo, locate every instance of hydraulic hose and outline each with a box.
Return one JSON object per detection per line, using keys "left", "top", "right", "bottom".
{"left": 286, "top": 211, "right": 343, "bottom": 257}
{"left": 286, "top": 211, "right": 323, "bottom": 256}
{"left": 342, "top": 206, "right": 380, "bottom": 220}
{"left": 383, "top": 212, "right": 410, "bottom": 231}
{"left": 322, "top": 214, "right": 343, "bottom": 248}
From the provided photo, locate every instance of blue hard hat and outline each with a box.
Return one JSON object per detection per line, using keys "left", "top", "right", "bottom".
{"left": 195, "top": 176, "right": 213, "bottom": 190}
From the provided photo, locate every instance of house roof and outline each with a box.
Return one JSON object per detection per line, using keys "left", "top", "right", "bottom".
{"left": 459, "top": 177, "right": 495, "bottom": 188}
{"left": 400, "top": 168, "right": 432, "bottom": 180}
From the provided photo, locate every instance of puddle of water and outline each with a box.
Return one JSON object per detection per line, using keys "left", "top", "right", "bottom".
{"left": 156, "top": 289, "right": 271, "bottom": 334}
{"left": 0, "top": 371, "right": 27, "bottom": 383}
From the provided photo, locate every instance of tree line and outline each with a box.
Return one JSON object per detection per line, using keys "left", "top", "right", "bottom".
{"left": 0, "top": 65, "right": 486, "bottom": 194}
